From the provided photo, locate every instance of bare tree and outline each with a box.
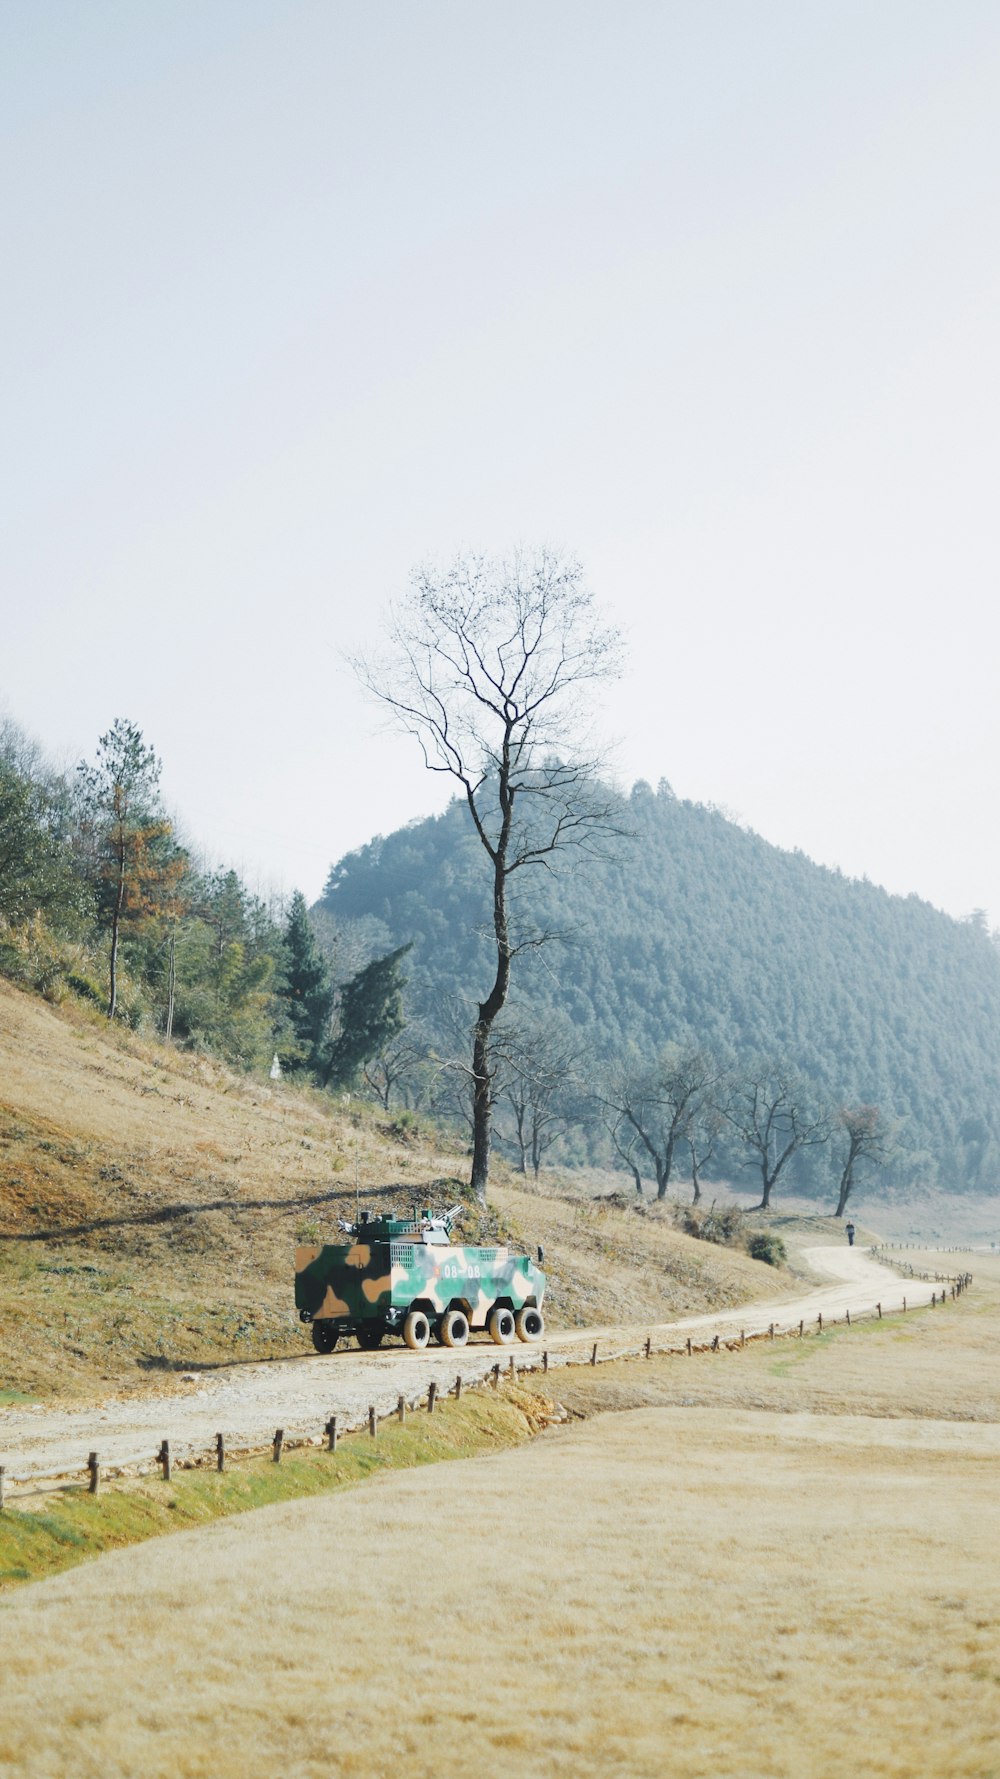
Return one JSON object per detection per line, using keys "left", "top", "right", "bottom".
{"left": 495, "top": 1015, "right": 585, "bottom": 1178}
{"left": 685, "top": 1102, "right": 725, "bottom": 1205}
{"left": 356, "top": 550, "right": 622, "bottom": 1202}
{"left": 363, "top": 1028, "right": 434, "bottom": 1111}
{"left": 833, "top": 1104, "right": 893, "bottom": 1217}
{"left": 604, "top": 1110, "right": 646, "bottom": 1196}
{"left": 725, "top": 1061, "right": 830, "bottom": 1211}
{"left": 603, "top": 1045, "right": 722, "bottom": 1201}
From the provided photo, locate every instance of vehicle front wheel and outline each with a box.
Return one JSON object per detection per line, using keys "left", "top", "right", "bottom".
{"left": 515, "top": 1306, "right": 544, "bottom": 1343}
{"left": 355, "top": 1323, "right": 385, "bottom": 1350}
{"left": 438, "top": 1309, "right": 470, "bottom": 1348}
{"left": 403, "top": 1309, "right": 431, "bottom": 1350}
{"left": 487, "top": 1306, "right": 516, "bottom": 1345}
{"left": 311, "top": 1320, "right": 339, "bottom": 1354}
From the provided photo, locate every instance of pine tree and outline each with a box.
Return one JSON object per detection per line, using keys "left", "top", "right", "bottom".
{"left": 279, "top": 892, "right": 333, "bottom": 1075}
{"left": 76, "top": 721, "right": 183, "bottom": 1020}
{"left": 322, "top": 944, "right": 411, "bottom": 1090}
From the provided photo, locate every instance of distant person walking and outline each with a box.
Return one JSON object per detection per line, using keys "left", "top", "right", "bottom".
{"left": 845, "top": 1221, "right": 856, "bottom": 1247}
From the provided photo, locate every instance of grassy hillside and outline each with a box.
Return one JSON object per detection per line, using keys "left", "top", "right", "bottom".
{"left": 0, "top": 982, "right": 777, "bottom": 1403}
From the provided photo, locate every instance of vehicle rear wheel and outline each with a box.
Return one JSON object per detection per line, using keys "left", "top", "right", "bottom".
{"left": 515, "top": 1306, "right": 544, "bottom": 1343}
{"left": 355, "top": 1323, "right": 385, "bottom": 1350}
{"left": 438, "top": 1309, "right": 470, "bottom": 1348}
{"left": 311, "top": 1320, "right": 339, "bottom": 1354}
{"left": 487, "top": 1306, "right": 516, "bottom": 1345}
{"left": 403, "top": 1309, "right": 431, "bottom": 1350}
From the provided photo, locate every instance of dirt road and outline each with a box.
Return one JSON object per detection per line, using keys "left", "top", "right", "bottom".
{"left": 0, "top": 1245, "right": 938, "bottom": 1487}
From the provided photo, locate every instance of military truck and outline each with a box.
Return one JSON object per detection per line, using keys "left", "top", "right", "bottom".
{"left": 295, "top": 1203, "right": 546, "bottom": 1353}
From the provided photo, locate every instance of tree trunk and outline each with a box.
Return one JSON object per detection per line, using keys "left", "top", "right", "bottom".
{"left": 107, "top": 845, "right": 127, "bottom": 1021}
{"left": 469, "top": 839, "right": 512, "bottom": 1204}
{"left": 750, "top": 1161, "right": 773, "bottom": 1212}
{"left": 470, "top": 1021, "right": 493, "bottom": 1203}
{"left": 834, "top": 1164, "right": 853, "bottom": 1218}
{"left": 165, "top": 926, "right": 176, "bottom": 1040}
{"left": 655, "top": 1133, "right": 676, "bottom": 1201}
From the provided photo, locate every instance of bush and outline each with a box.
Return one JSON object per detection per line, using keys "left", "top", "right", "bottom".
{"left": 674, "top": 1202, "right": 744, "bottom": 1246}
{"left": 746, "top": 1231, "right": 787, "bottom": 1266}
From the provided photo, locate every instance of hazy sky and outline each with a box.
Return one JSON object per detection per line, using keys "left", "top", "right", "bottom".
{"left": 3, "top": 2, "right": 998, "bottom": 924}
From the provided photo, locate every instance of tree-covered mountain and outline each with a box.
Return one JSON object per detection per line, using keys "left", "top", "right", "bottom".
{"left": 317, "top": 779, "right": 1000, "bottom": 1193}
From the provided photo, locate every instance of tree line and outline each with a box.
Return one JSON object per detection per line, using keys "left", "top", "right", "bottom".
{"left": 0, "top": 715, "right": 407, "bottom": 1091}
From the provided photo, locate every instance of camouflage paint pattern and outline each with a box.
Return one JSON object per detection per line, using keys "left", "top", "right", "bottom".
{"left": 295, "top": 1208, "right": 545, "bottom": 1334}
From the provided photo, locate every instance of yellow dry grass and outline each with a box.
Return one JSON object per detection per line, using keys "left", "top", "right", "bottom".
{"left": 0, "top": 1406, "right": 996, "bottom": 1779}
{"left": 1, "top": 1263, "right": 998, "bottom": 1778}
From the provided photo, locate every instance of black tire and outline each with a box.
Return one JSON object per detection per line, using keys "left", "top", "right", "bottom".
{"left": 438, "top": 1309, "right": 470, "bottom": 1348}
{"left": 487, "top": 1306, "right": 516, "bottom": 1345}
{"left": 403, "top": 1309, "right": 431, "bottom": 1350}
{"left": 356, "top": 1323, "right": 385, "bottom": 1350}
{"left": 515, "top": 1306, "right": 544, "bottom": 1343}
{"left": 311, "top": 1320, "right": 339, "bottom": 1354}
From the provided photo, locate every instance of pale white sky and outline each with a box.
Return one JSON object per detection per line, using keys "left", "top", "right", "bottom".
{"left": 2, "top": 2, "right": 998, "bottom": 922}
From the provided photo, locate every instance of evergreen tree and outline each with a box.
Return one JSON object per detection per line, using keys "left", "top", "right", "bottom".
{"left": 279, "top": 891, "right": 333, "bottom": 1075}
{"left": 76, "top": 721, "right": 183, "bottom": 1019}
{"left": 322, "top": 944, "right": 412, "bottom": 1090}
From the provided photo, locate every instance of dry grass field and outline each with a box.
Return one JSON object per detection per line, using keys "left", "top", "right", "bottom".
{"left": 0, "top": 1262, "right": 997, "bottom": 1779}
{"left": 0, "top": 979, "right": 777, "bottom": 1402}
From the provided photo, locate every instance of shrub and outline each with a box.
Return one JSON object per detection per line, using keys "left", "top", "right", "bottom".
{"left": 674, "top": 1202, "right": 744, "bottom": 1246}
{"left": 746, "top": 1231, "right": 787, "bottom": 1266}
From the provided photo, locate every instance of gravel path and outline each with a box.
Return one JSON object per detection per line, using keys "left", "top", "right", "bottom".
{"left": 0, "top": 1246, "right": 939, "bottom": 1489}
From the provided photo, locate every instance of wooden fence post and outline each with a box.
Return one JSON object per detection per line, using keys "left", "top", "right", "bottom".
{"left": 542, "top": 1350, "right": 549, "bottom": 1373}
{"left": 158, "top": 1440, "right": 171, "bottom": 1482}
{"left": 740, "top": 1330, "right": 745, "bottom": 1349}
{"left": 846, "top": 1309, "right": 851, "bottom": 1326}
{"left": 817, "top": 1314, "right": 823, "bottom": 1332}
{"left": 397, "top": 1394, "right": 407, "bottom": 1424}
{"left": 768, "top": 1323, "right": 774, "bottom": 1341}
{"left": 325, "top": 1415, "right": 338, "bottom": 1453}
{"left": 88, "top": 1451, "right": 100, "bottom": 1495}
{"left": 686, "top": 1337, "right": 692, "bottom": 1356}
{"left": 798, "top": 1320, "right": 803, "bottom": 1338}
{"left": 273, "top": 1429, "right": 284, "bottom": 1464}
{"left": 903, "top": 1296, "right": 907, "bottom": 1313}
{"left": 711, "top": 1334, "right": 720, "bottom": 1351}
{"left": 645, "top": 1336, "right": 652, "bottom": 1359}
{"left": 368, "top": 1406, "right": 377, "bottom": 1438}
{"left": 427, "top": 1382, "right": 437, "bottom": 1416}
{"left": 509, "top": 1355, "right": 516, "bottom": 1380}
{"left": 215, "top": 1432, "right": 225, "bottom": 1473}
{"left": 590, "top": 1342, "right": 598, "bottom": 1367}
{"left": 455, "top": 1375, "right": 462, "bottom": 1400}
{"left": 492, "top": 1362, "right": 500, "bottom": 1389}
{"left": 0, "top": 1465, "right": 4, "bottom": 1511}
{"left": 876, "top": 1303, "right": 882, "bottom": 1319}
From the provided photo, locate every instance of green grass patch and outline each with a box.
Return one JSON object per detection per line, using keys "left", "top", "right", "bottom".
{"left": 766, "top": 1310, "right": 922, "bottom": 1376}
{"left": 0, "top": 1388, "right": 538, "bottom": 1595}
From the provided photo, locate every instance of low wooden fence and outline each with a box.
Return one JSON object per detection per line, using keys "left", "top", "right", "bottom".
{"left": 0, "top": 1272, "right": 974, "bottom": 1510}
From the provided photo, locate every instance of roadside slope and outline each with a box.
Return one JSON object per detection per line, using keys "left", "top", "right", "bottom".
{"left": 0, "top": 980, "right": 778, "bottom": 1402}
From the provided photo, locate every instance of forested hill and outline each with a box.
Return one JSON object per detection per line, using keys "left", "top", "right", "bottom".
{"left": 317, "top": 780, "right": 1000, "bottom": 1190}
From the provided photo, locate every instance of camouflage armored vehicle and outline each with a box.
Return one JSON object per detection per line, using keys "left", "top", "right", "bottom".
{"left": 295, "top": 1203, "right": 546, "bottom": 1353}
